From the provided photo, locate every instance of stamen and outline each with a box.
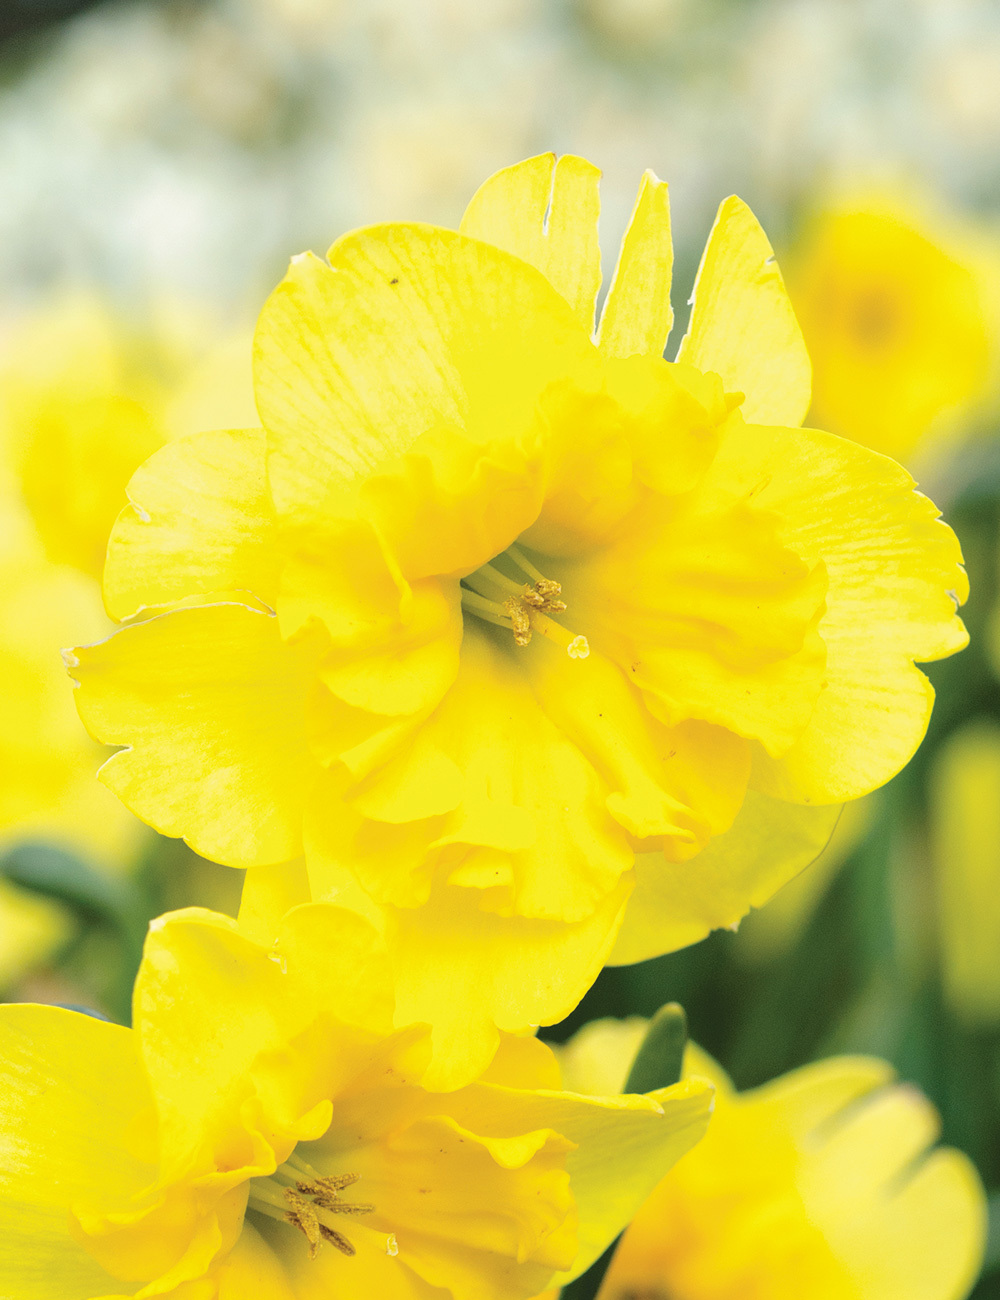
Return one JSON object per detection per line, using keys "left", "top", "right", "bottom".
{"left": 461, "top": 549, "right": 588, "bottom": 657}
{"left": 248, "top": 1164, "right": 374, "bottom": 1262}
{"left": 320, "top": 1223, "right": 356, "bottom": 1256}
{"left": 507, "top": 544, "right": 546, "bottom": 585}
{"left": 531, "top": 610, "right": 590, "bottom": 659}
{"left": 284, "top": 1190, "right": 323, "bottom": 1259}
{"left": 460, "top": 588, "right": 514, "bottom": 630}
{"left": 504, "top": 598, "right": 533, "bottom": 647}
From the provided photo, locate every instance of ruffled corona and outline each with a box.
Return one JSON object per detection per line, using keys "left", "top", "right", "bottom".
{"left": 69, "top": 155, "right": 968, "bottom": 1084}
{"left": 0, "top": 906, "right": 712, "bottom": 1300}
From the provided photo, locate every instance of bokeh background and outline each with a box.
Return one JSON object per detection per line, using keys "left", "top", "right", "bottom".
{"left": 2, "top": 0, "right": 1000, "bottom": 1292}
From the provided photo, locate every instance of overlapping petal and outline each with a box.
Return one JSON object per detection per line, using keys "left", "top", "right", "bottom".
{"left": 70, "top": 603, "right": 326, "bottom": 866}
{"left": 610, "top": 793, "right": 842, "bottom": 963}
{"left": 704, "top": 422, "right": 968, "bottom": 801}
{"left": 255, "top": 226, "right": 596, "bottom": 523}
{"left": 104, "top": 428, "right": 278, "bottom": 621}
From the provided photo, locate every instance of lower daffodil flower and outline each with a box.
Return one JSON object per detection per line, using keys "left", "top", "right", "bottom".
{"left": 559, "top": 1020, "right": 986, "bottom": 1300}
{"left": 69, "top": 154, "right": 968, "bottom": 1085}
{"left": 0, "top": 905, "right": 712, "bottom": 1300}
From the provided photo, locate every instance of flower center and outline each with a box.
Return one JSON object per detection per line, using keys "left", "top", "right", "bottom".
{"left": 247, "top": 1151, "right": 391, "bottom": 1261}
{"left": 459, "top": 544, "right": 590, "bottom": 658}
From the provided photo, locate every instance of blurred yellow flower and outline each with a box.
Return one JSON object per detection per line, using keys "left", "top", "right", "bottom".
{"left": 70, "top": 154, "right": 967, "bottom": 1085}
{"left": 930, "top": 720, "right": 1000, "bottom": 1027}
{"left": 0, "top": 904, "right": 712, "bottom": 1300}
{"left": 789, "top": 194, "right": 995, "bottom": 464}
{"left": 557, "top": 1020, "right": 986, "bottom": 1300}
{"left": 0, "top": 293, "right": 257, "bottom": 872}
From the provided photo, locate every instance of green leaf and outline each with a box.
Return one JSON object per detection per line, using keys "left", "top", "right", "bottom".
{"left": 625, "top": 1002, "right": 688, "bottom": 1093}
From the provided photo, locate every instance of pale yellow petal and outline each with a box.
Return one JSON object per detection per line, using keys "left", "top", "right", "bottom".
{"left": 677, "top": 196, "right": 811, "bottom": 425}
{"left": 104, "top": 428, "right": 278, "bottom": 621}
{"left": 460, "top": 152, "right": 602, "bottom": 332}
{"left": 597, "top": 170, "right": 674, "bottom": 360}
{"left": 69, "top": 603, "right": 324, "bottom": 867}
{"left": 798, "top": 1069, "right": 988, "bottom": 1300}
{"left": 609, "top": 793, "right": 841, "bottom": 963}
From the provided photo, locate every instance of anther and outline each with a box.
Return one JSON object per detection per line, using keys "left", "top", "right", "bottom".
{"left": 320, "top": 1224, "right": 357, "bottom": 1256}
{"left": 504, "top": 598, "right": 533, "bottom": 646}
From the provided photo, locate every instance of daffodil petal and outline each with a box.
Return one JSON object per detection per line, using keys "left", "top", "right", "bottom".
{"left": 255, "top": 226, "right": 593, "bottom": 521}
{"left": 794, "top": 1065, "right": 988, "bottom": 1300}
{"left": 609, "top": 793, "right": 842, "bottom": 963}
{"left": 104, "top": 428, "right": 277, "bottom": 621}
{"left": 844, "top": 1147, "right": 986, "bottom": 1300}
{"left": 599, "top": 1054, "right": 985, "bottom": 1300}
{"left": 597, "top": 170, "right": 674, "bottom": 360}
{"left": 704, "top": 423, "right": 968, "bottom": 802}
{"left": 677, "top": 196, "right": 811, "bottom": 425}
{"left": 382, "top": 877, "right": 634, "bottom": 1090}
{"left": 216, "top": 1220, "right": 294, "bottom": 1300}
{"left": 70, "top": 603, "right": 325, "bottom": 867}
{"left": 134, "top": 905, "right": 394, "bottom": 1175}
{"left": 573, "top": 485, "right": 827, "bottom": 756}
{"left": 0, "top": 1004, "right": 153, "bottom": 1300}
{"left": 460, "top": 152, "right": 602, "bottom": 333}
{"left": 365, "top": 1114, "right": 576, "bottom": 1300}
{"left": 447, "top": 1077, "right": 713, "bottom": 1286}
{"left": 529, "top": 644, "right": 750, "bottom": 858}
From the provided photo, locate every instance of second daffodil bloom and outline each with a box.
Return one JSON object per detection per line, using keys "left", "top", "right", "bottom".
{"left": 559, "top": 1021, "right": 986, "bottom": 1300}
{"left": 70, "top": 154, "right": 968, "bottom": 1084}
{"left": 0, "top": 904, "right": 712, "bottom": 1300}
{"left": 788, "top": 193, "right": 996, "bottom": 465}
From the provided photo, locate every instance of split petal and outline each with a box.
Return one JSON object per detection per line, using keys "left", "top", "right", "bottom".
{"left": 597, "top": 170, "right": 674, "bottom": 361}
{"left": 706, "top": 422, "right": 968, "bottom": 802}
{"left": 677, "top": 195, "right": 811, "bottom": 426}
{"left": 460, "top": 152, "right": 603, "bottom": 333}
{"left": 70, "top": 603, "right": 325, "bottom": 866}
{"left": 103, "top": 427, "right": 277, "bottom": 622}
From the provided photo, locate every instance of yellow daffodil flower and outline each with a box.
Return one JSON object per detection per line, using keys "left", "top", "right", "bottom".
{"left": 69, "top": 154, "right": 968, "bottom": 1085}
{"left": 788, "top": 193, "right": 995, "bottom": 465}
{"left": 930, "top": 721, "right": 1000, "bottom": 1027}
{"left": 557, "top": 1020, "right": 986, "bottom": 1300}
{"left": 0, "top": 904, "right": 712, "bottom": 1300}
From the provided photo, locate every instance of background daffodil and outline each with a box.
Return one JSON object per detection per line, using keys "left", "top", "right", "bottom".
{"left": 557, "top": 1018, "right": 986, "bottom": 1300}
{"left": 0, "top": 905, "right": 712, "bottom": 1300}
{"left": 0, "top": 293, "right": 256, "bottom": 1004}
{"left": 69, "top": 153, "right": 968, "bottom": 1085}
{"left": 788, "top": 194, "right": 997, "bottom": 468}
